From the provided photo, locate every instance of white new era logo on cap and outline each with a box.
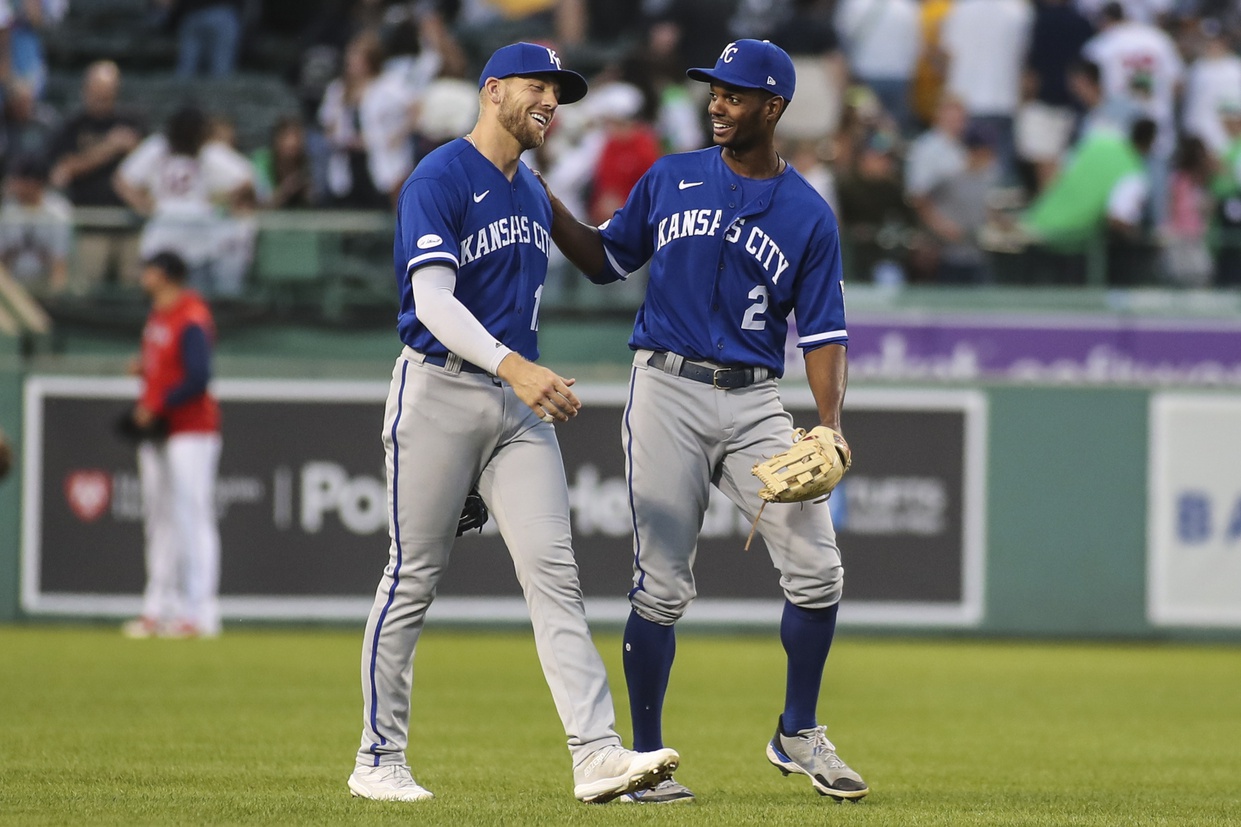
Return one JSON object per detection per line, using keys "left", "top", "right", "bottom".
{"left": 767, "top": 76, "right": 776, "bottom": 85}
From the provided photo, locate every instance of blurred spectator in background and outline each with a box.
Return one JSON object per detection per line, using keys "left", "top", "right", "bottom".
{"left": 939, "top": 0, "right": 1032, "bottom": 180}
{"left": 1160, "top": 135, "right": 1213, "bottom": 285}
{"left": 906, "top": 95, "right": 968, "bottom": 266}
{"left": 786, "top": 137, "right": 839, "bottom": 211}
{"left": 835, "top": 0, "right": 920, "bottom": 134}
{"left": 933, "top": 124, "right": 1001, "bottom": 283}
{"left": 1210, "top": 101, "right": 1241, "bottom": 286}
{"left": 1026, "top": 0, "right": 1095, "bottom": 115}
{"left": 0, "top": 78, "right": 58, "bottom": 169}
{"left": 317, "top": 30, "right": 390, "bottom": 209}
{"left": 744, "top": 0, "right": 846, "bottom": 145}
{"left": 156, "top": 0, "right": 243, "bottom": 79}
{"left": 1068, "top": 58, "right": 1140, "bottom": 139}
{"left": 251, "top": 115, "right": 316, "bottom": 208}
{"left": 837, "top": 130, "right": 919, "bottom": 283}
{"left": 907, "top": 94, "right": 968, "bottom": 206}
{"left": 909, "top": 0, "right": 953, "bottom": 129}
{"left": 1021, "top": 117, "right": 1155, "bottom": 252}
{"left": 450, "top": 0, "right": 585, "bottom": 66}
{"left": 114, "top": 105, "right": 256, "bottom": 296}
{"left": 0, "top": 152, "right": 70, "bottom": 295}
{"left": 643, "top": 0, "right": 736, "bottom": 76}
{"left": 207, "top": 113, "right": 238, "bottom": 150}
{"left": 361, "top": 14, "right": 442, "bottom": 206}
{"left": 49, "top": 62, "right": 144, "bottom": 203}
{"left": 1076, "top": 0, "right": 1172, "bottom": 26}
{"left": 410, "top": 74, "right": 480, "bottom": 156}
{"left": 586, "top": 82, "right": 661, "bottom": 225}
{"left": 1018, "top": 0, "right": 1094, "bottom": 192}
{"left": 5, "top": 0, "right": 67, "bottom": 98}
{"left": 1082, "top": 2, "right": 1181, "bottom": 221}
{"left": 48, "top": 61, "right": 146, "bottom": 286}
{"left": 1181, "top": 18, "right": 1241, "bottom": 161}
{"left": 0, "top": 3, "right": 13, "bottom": 89}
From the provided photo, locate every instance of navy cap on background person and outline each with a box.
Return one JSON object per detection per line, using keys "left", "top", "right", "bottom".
{"left": 479, "top": 42, "right": 589, "bottom": 105}
{"left": 687, "top": 39, "right": 796, "bottom": 102}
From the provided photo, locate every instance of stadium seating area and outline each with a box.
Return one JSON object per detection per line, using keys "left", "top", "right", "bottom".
{"left": 2, "top": 0, "right": 1240, "bottom": 350}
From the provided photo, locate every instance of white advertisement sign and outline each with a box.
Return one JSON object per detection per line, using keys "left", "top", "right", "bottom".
{"left": 1148, "top": 394, "right": 1241, "bottom": 627}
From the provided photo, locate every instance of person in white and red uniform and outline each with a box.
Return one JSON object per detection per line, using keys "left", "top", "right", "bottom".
{"left": 122, "top": 250, "right": 223, "bottom": 639}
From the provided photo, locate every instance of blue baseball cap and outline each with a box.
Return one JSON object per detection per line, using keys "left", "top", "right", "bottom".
{"left": 687, "top": 39, "right": 795, "bottom": 101}
{"left": 479, "top": 42, "right": 589, "bottom": 105}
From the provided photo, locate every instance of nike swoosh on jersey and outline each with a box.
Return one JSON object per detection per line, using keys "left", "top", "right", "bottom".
{"left": 678, "top": 180, "right": 704, "bottom": 190}
{"left": 473, "top": 190, "right": 490, "bottom": 202}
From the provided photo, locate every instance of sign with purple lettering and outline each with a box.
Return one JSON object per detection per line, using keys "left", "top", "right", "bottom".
{"left": 785, "top": 313, "right": 1241, "bottom": 385}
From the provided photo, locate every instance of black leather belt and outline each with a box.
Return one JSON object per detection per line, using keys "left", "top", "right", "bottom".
{"left": 423, "top": 352, "right": 490, "bottom": 375}
{"left": 646, "top": 351, "right": 767, "bottom": 390}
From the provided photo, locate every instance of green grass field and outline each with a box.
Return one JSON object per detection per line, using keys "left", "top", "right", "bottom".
{"left": 1, "top": 626, "right": 1238, "bottom": 826}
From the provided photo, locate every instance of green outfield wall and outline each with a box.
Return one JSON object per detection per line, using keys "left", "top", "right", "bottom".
{"left": 3, "top": 353, "right": 1237, "bottom": 640}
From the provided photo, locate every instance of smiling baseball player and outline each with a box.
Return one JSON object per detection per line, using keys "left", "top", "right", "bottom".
{"left": 541, "top": 39, "right": 868, "bottom": 803}
{"left": 347, "top": 42, "right": 679, "bottom": 804}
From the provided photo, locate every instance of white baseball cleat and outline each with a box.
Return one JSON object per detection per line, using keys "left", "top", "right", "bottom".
{"left": 348, "top": 764, "right": 435, "bottom": 801}
{"left": 573, "top": 745, "right": 680, "bottom": 804}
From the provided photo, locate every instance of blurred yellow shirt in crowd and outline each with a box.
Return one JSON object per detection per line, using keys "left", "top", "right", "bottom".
{"left": 490, "top": 0, "right": 558, "bottom": 18}
{"left": 912, "top": 0, "right": 953, "bottom": 127}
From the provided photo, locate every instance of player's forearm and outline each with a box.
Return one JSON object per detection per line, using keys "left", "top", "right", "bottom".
{"left": 804, "top": 343, "right": 848, "bottom": 432}
{"left": 544, "top": 184, "right": 611, "bottom": 281}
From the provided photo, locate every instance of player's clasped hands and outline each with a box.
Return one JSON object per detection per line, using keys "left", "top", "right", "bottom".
{"left": 497, "top": 353, "right": 582, "bottom": 423}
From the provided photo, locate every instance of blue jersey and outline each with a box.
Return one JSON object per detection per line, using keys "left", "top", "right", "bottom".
{"left": 599, "top": 147, "right": 847, "bottom": 377}
{"left": 393, "top": 138, "right": 553, "bottom": 362}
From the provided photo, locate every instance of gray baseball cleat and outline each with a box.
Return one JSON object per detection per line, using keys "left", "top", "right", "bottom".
{"left": 616, "top": 777, "right": 696, "bottom": 803}
{"left": 573, "top": 745, "right": 680, "bottom": 804}
{"left": 348, "top": 764, "right": 434, "bottom": 801}
{"left": 765, "top": 716, "right": 869, "bottom": 801}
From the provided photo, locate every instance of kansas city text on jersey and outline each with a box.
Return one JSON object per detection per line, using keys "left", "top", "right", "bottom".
{"left": 460, "top": 214, "right": 550, "bottom": 266}
{"left": 656, "top": 209, "right": 790, "bottom": 283}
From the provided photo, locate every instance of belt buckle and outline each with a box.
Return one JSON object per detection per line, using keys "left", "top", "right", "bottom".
{"left": 712, "top": 367, "right": 731, "bottom": 390}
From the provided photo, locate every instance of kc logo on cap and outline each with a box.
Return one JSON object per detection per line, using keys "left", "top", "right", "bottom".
{"left": 686, "top": 39, "right": 796, "bottom": 102}
{"left": 478, "top": 42, "right": 589, "bottom": 104}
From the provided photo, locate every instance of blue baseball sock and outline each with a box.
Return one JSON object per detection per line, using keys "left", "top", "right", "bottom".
{"left": 623, "top": 609, "right": 676, "bottom": 752}
{"left": 780, "top": 600, "right": 839, "bottom": 735}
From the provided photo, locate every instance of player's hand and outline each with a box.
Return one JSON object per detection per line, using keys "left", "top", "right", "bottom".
{"left": 496, "top": 354, "right": 581, "bottom": 422}
{"left": 132, "top": 405, "right": 155, "bottom": 428}
{"left": 531, "top": 170, "right": 557, "bottom": 203}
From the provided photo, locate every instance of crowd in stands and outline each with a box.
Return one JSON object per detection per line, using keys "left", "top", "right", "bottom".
{"left": 1, "top": 0, "right": 1241, "bottom": 304}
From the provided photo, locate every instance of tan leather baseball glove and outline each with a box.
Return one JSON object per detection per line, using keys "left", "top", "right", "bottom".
{"left": 752, "top": 425, "right": 852, "bottom": 504}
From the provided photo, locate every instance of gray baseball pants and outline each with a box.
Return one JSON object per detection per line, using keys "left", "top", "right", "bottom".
{"left": 624, "top": 349, "right": 844, "bottom": 624}
{"left": 356, "top": 347, "right": 622, "bottom": 769}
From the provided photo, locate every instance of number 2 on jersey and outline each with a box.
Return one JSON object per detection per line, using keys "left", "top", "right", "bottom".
{"left": 742, "top": 285, "right": 768, "bottom": 330}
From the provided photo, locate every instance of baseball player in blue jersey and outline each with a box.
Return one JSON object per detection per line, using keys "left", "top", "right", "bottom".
{"left": 347, "top": 42, "right": 679, "bottom": 804}
{"left": 540, "top": 39, "right": 868, "bottom": 803}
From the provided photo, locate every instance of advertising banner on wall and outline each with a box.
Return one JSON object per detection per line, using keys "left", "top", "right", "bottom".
{"left": 1148, "top": 394, "right": 1241, "bottom": 627}
{"left": 22, "top": 377, "right": 986, "bottom": 628}
{"left": 803, "top": 313, "right": 1241, "bottom": 386}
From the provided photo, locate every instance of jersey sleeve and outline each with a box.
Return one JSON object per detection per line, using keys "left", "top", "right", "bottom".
{"left": 396, "top": 173, "right": 463, "bottom": 277}
{"left": 597, "top": 167, "right": 657, "bottom": 279}
{"left": 791, "top": 221, "right": 848, "bottom": 350}
{"left": 116, "top": 135, "right": 166, "bottom": 189}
